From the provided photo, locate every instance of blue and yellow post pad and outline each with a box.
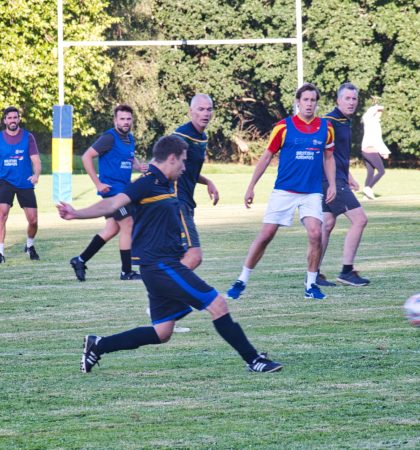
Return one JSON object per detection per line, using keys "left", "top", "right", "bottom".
{"left": 52, "top": 105, "right": 73, "bottom": 203}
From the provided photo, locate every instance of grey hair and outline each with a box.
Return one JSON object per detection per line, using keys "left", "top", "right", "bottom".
{"left": 190, "top": 93, "right": 213, "bottom": 108}
{"left": 337, "top": 83, "right": 359, "bottom": 98}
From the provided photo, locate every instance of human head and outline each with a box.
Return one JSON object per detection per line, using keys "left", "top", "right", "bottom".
{"left": 336, "top": 83, "right": 359, "bottom": 117}
{"left": 3, "top": 106, "right": 21, "bottom": 133}
{"left": 189, "top": 94, "right": 214, "bottom": 133}
{"left": 113, "top": 104, "right": 133, "bottom": 134}
{"left": 152, "top": 135, "right": 188, "bottom": 180}
{"left": 295, "top": 83, "right": 320, "bottom": 121}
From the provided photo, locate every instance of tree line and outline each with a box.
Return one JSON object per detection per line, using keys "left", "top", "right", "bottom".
{"left": 0, "top": 0, "right": 418, "bottom": 164}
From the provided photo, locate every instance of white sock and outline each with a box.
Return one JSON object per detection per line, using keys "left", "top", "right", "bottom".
{"left": 0, "top": 243, "right": 4, "bottom": 255}
{"left": 238, "top": 266, "right": 253, "bottom": 284}
{"left": 27, "top": 238, "right": 34, "bottom": 248}
{"left": 306, "top": 271, "right": 317, "bottom": 289}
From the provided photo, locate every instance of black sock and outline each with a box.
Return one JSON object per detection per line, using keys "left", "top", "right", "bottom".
{"left": 97, "top": 326, "right": 161, "bottom": 354}
{"left": 213, "top": 313, "right": 258, "bottom": 364}
{"left": 120, "top": 249, "right": 132, "bottom": 274}
{"left": 80, "top": 234, "right": 106, "bottom": 262}
{"left": 342, "top": 264, "right": 353, "bottom": 274}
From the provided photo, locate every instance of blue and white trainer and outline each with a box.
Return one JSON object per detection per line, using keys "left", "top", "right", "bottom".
{"left": 305, "top": 283, "right": 327, "bottom": 300}
{"left": 227, "top": 280, "right": 246, "bottom": 300}
{"left": 248, "top": 353, "right": 283, "bottom": 373}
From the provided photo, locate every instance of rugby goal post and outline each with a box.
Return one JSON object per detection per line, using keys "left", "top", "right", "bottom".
{"left": 53, "top": 0, "right": 303, "bottom": 202}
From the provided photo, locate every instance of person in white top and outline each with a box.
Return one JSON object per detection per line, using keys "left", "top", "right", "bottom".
{"left": 361, "top": 104, "right": 391, "bottom": 199}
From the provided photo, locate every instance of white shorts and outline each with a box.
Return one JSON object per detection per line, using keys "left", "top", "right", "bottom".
{"left": 263, "top": 190, "right": 323, "bottom": 226}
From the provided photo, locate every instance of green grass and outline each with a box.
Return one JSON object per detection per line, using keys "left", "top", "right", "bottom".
{"left": 0, "top": 167, "right": 419, "bottom": 449}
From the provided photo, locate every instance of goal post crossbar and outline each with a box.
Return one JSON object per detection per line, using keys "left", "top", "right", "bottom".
{"left": 63, "top": 38, "right": 298, "bottom": 48}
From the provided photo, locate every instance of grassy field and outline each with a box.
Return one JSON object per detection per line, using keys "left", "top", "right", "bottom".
{"left": 0, "top": 167, "right": 419, "bottom": 449}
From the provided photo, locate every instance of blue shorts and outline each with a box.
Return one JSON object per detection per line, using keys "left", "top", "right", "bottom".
{"left": 140, "top": 260, "right": 218, "bottom": 325}
{"left": 179, "top": 202, "right": 200, "bottom": 249}
{"left": 322, "top": 179, "right": 361, "bottom": 216}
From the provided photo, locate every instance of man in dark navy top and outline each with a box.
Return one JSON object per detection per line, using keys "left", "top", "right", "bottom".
{"left": 173, "top": 94, "right": 219, "bottom": 271}
{"left": 0, "top": 106, "right": 42, "bottom": 262}
{"left": 69, "top": 104, "right": 143, "bottom": 282}
{"left": 58, "top": 135, "right": 283, "bottom": 374}
{"left": 319, "top": 83, "right": 370, "bottom": 287}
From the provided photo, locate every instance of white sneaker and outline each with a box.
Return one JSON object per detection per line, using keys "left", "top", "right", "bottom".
{"left": 363, "top": 186, "right": 375, "bottom": 199}
{"left": 174, "top": 325, "right": 191, "bottom": 333}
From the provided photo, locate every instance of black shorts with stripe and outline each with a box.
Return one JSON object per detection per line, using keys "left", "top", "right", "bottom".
{"left": 140, "top": 259, "right": 218, "bottom": 325}
{"left": 179, "top": 202, "right": 200, "bottom": 249}
{"left": 105, "top": 203, "right": 132, "bottom": 221}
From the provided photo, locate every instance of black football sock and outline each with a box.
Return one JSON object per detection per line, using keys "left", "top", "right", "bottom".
{"left": 97, "top": 327, "right": 161, "bottom": 354}
{"left": 80, "top": 234, "right": 106, "bottom": 262}
{"left": 342, "top": 264, "right": 353, "bottom": 274}
{"left": 213, "top": 313, "right": 259, "bottom": 364}
{"left": 120, "top": 249, "right": 132, "bottom": 274}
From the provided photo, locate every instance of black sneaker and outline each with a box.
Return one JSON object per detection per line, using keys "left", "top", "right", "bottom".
{"left": 0, "top": 254, "right": 5, "bottom": 263}
{"left": 81, "top": 335, "right": 102, "bottom": 373}
{"left": 247, "top": 353, "right": 283, "bottom": 373}
{"left": 25, "top": 245, "right": 40, "bottom": 260}
{"left": 70, "top": 256, "right": 87, "bottom": 281}
{"left": 120, "top": 270, "right": 142, "bottom": 280}
{"left": 337, "top": 270, "right": 370, "bottom": 286}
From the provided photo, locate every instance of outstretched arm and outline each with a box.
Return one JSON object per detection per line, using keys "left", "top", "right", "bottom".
{"left": 57, "top": 193, "right": 131, "bottom": 220}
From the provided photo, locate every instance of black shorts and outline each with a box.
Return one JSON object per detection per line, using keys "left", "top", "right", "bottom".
{"left": 104, "top": 203, "right": 132, "bottom": 221}
{"left": 140, "top": 260, "right": 218, "bottom": 325}
{"left": 0, "top": 180, "right": 37, "bottom": 208}
{"left": 322, "top": 179, "right": 361, "bottom": 216}
{"left": 179, "top": 202, "right": 200, "bottom": 249}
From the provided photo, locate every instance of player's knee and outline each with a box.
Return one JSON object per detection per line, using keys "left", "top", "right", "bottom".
{"left": 27, "top": 216, "right": 38, "bottom": 227}
{"left": 155, "top": 328, "right": 173, "bottom": 343}
{"left": 207, "top": 294, "right": 229, "bottom": 320}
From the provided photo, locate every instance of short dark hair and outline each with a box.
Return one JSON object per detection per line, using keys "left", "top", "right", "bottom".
{"left": 113, "top": 104, "right": 133, "bottom": 117}
{"left": 295, "top": 83, "right": 320, "bottom": 101}
{"left": 3, "top": 106, "right": 20, "bottom": 119}
{"left": 153, "top": 135, "right": 188, "bottom": 163}
{"left": 337, "top": 82, "right": 359, "bottom": 98}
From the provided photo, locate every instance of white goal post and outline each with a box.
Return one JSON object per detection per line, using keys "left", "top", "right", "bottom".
{"left": 54, "top": 0, "right": 303, "bottom": 202}
{"left": 57, "top": 0, "right": 304, "bottom": 105}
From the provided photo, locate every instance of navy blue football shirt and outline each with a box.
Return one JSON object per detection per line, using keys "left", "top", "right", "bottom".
{"left": 124, "top": 164, "right": 186, "bottom": 265}
{"left": 173, "top": 122, "right": 208, "bottom": 209}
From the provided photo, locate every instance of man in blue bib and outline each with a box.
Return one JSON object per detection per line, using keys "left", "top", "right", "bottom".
{"left": 0, "top": 106, "right": 42, "bottom": 262}
{"left": 227, "top": 83, "right": 336, "bottom": 301}
{"left": 70, "top": 104, "right": 143, "bottom": 281}
{"left": 58, "top": 135, "right": 283, "bottom": 375}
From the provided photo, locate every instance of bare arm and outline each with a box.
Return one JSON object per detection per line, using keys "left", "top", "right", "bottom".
{"left": 29, "top": 154, "right": 42, "bottom": 185}
{"left": 198, "top": 174, "right": 219, "bottom": 206}
{"left": 82, "top": 147, "right": 111, "bottom": 194}
{"left": 323, "top": 150, "right": 336, "bottom": 203}
{"left": 57, "top": 193, "right": 131, "bottom": 220}
{"left": 244, "top": 149, "right": 274, "bottom": 208}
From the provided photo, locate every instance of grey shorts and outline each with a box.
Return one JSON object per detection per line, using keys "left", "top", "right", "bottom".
{"left": 322, "top": 179, "right": 361, "bottom": 216}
